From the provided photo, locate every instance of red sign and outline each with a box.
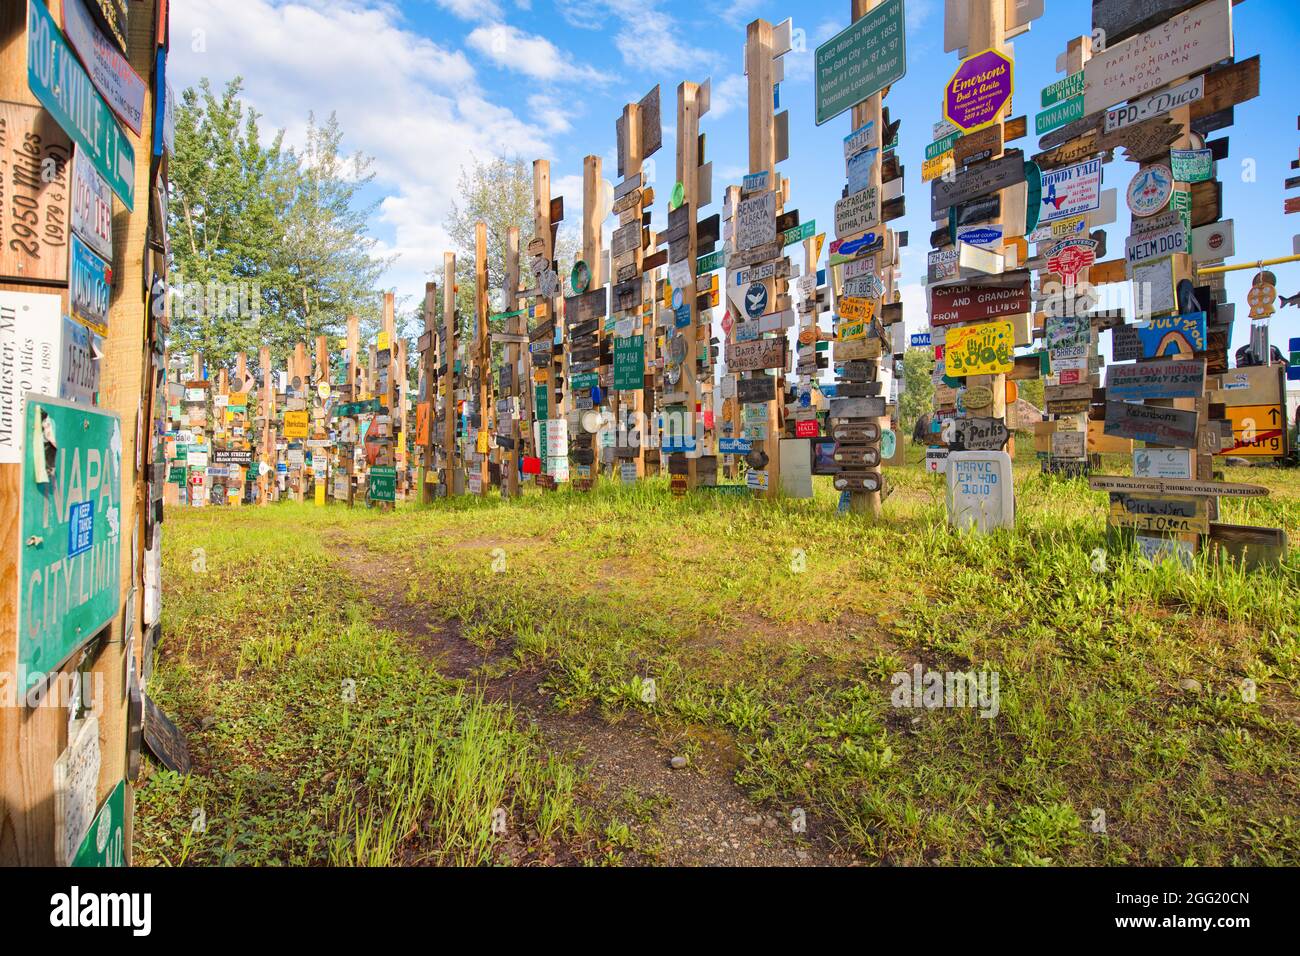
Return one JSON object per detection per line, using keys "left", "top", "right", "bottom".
{"left": 795, "top": 419, "right": 819, "bottom": 438}
{"left": 1047, "top": 238, "right": 1097, "bottom": 287}
{"left": 930, "top": 278, "right": 1031, "bottom": 327}
{"left": 522, "top": 456, "right": 542, "bottom": 475}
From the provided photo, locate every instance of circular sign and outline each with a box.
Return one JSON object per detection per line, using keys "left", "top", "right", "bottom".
{"left": 744, "top": 282, "right": 768, "bottom": 319}
{"left": 1127, "top": 164, "right": 1173, "bottom": 217}
{"left": 230, "top": 375, "right": 245, "bottom": 392}
{"left": 963, "top": 384, "right": 994, "bottom": 410}
{"left": 672, "top": 287, "right": 684, "bottom": 310}
{"left": 745, "top": 449, "right": 769, "bottom": 470}
{"left": 317, "top": 382, "right": 331, "bottom": 400}
{"left": 1247, "top": 272, "right": 1277, "bottom": 320}
{"left": 881, "top": 428, "right": 897, "bottom": 459}
{"left": 570, "top": 260, "right": 591, "bottom": 294}
{"left": 1047, "top": 237, "right": 1097, "bottom": 287}
{"left": 670, "top": 181, "right": 685, "bottom": 209}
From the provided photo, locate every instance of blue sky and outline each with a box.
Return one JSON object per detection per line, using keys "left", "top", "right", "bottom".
{"left": 171, "top": 0, "right": 1300, "bottom": 356}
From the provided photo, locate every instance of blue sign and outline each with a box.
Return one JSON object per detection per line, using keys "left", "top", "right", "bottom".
{"left": 911, "top": 333, "right": 932, "bottom": 347}
{"left": 718, "top": 437, "right": 752, "bottom": 454}
{"left": 821, "top": 383, "right": 839, "bottom": 397}
{"left": 674, "top": 305, "right": 691, "bottom": 329}
{"left": 744, "top": 282, "right": 768, "bottom": 319}
{"left": 846, "top": 148, "right": 878, "bottom": 196}
{"left": 67, "top": 501, "right": 94, "bottom": 559}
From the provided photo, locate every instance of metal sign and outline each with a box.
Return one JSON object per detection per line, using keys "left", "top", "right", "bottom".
{"left": 814, "top": 0, "right": 907, "bottom": 126}
{"left": 19, "top": 396, "right": 122, "bottom": 693}
{"left": 945, "top": 48, "right": 1013, "bottom": 133}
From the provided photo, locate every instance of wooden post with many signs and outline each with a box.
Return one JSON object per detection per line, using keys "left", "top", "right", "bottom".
{"left": 314, "top": 335, "right": 331, "bottom": 503}
{"left": 344, "top": 314, "right": 360, "bottom": 506}
{"left": 419, "top": 282, "right": 438, "bottom": 503}
{"left": 259, "top": 345, "right": 276, "bottom": 503}
{"left": 504, "top": 228, "right": 523, "bottom": 498}
{"left": 743, "top": 20, "right": 785, "bottom": 499}
{"left": 474, "top": 222, "right": 491, "bottom": 496}
{"left": 533, "top": 160, "right": 561, "bottom": 488}
{"left": 568, "top": 154, "right": 604, "bottom": 492}
{"left": 443, "top": 253, "right": 459, "bottom": 495}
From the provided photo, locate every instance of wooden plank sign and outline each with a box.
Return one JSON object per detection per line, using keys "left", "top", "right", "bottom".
{"left": 0, "top": 102, "right": 73, "bottom": 283}
{"left": 1111, "top": 312, "right": 1207, "bottom": 361}
{"left": 944, "top": 320, "right": 1014, "bottom": 376}
{"left": 835, "top": 187, "right": 880, "bottom": 238}
{"left": 834, "top": 471, "right": 883, "bottom": 492}
{"left": 952, "top": 417, "right": 1010, "bottom": 451}
{"left": 1109, "top": 493, "right": 1209, "bottom": 534}
{"left": 1102, "top": 401, "right": 1199, "bottom": 447}
{"left": 1083, "top": 0, "right": 1233, "bottom": 116}
{"left": 833, "top": 422, "right": 880, "bottom": 443}
{"left": 829, "top": 396, "right": 886, "bottom": 420}
{"left": 726, "top": 338, "right": 786, "bottom": 373}
{"left": 736, "top": 191, "right": 777, "bottom": 250}
{"left": 1089, "top": 475, "right": 1269, "bottom": 498}
{"left": 930, "top": 151, "right": 1026, "bottom": 219}
{"left": 930, "top": 278, "right": 1030, "bottom": 327}
{"left": 833, "top": 443, "right": 881, "bottom": 467}
{"left": 1105, "top": 357, "right": 1205, "bottom": 401}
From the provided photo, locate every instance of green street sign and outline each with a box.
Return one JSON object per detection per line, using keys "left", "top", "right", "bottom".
{"left": 925, "top": 131, "right": 960, "bottom": 162}
{"left": 614, "top": 335, "right": 645, "bottom": 391}
{"left": 167, "top": 465, "right": 187, "bottom": 483}
{"left": 1035, "top": 95, "right": 1084, "bottom": 135}
{"left": 336, "top": 398, "right": 381, "bottom": 417}
{"left": 570, "top": 372, "right": 599, "bottom": 390}
{"left": 490, "top": 308, "right": 525, "bottom": 322}
{"left": 697, "top": 248, "right": 725, "bottom": 274}
{"left": 1041, "top": 71, "right": 1084, "bottom": 109}
{"left": 20, "top": 396, "right": 122, "bottom": 693}
{"left": 783, "top": 220, "right": 816, "bottom": 247}
{"left": 27, "top": 0, "right": 135, "bottom": 209}
{"left": 814, "top": 0, "right": 907, "bottom": 126}
{"left": 368, "top": 465, "right": 396, "bottom": 502}
{"left": 73, "top": 779, "right": 127, "bottom": 867}
{"left": 535, "top": 383, "right": 549, "bottom": 420}
{"left": 1024, "top": 162, "right": 1042, "bottom": 234}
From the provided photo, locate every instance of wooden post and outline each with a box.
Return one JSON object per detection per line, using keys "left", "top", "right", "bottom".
{"left": 505, "top": 229, "right": 522, "bottom": 498}
{"left": 395, "top": 335, "right": 408, "bottom": 499}
{"left": 314, "top": 334, "right": 330, "bottom": 503}
{"left": 474, "top": 222, "right": 491, "bottom": 496}
{"left": 345, "top": 314, "right": 359, "bottom": 506}
{"left": 744, "top": 22, "right": 782, "bottom": 499}
{"left": 259, "top": 346, "right": 274, "bottom": 503}
{"left": 419, "top": 282, "right": 438, "bottom": 504}
{"left": 676, "top": 81, "right": 702, "bottom": 491}
{"left": 534, "top": 160, "right": 558, "bottom": 485}
{"left": 443, "top": 253, "right": 459, "bottom": 494}
{"left": 581, "top": 153, "right": 603, "bottom": 489}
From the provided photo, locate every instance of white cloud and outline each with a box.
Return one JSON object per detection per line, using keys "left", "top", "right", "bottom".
{"left": 554, "top": 0, "right": 714, "bottom": 71}
{"left": 467, "top": 23, "right": 613, "bottom": 83}
{"left": 171, "top": 0, "right": 550, "bottom": 308}
{"left": 430, "top": 0, "right": 502, "bottom": 22}
{"left": 708, "top": 74, "right": 748, "bottom": 118}
{"left": 527, "top": 92, "right": 573, "bottom": 134}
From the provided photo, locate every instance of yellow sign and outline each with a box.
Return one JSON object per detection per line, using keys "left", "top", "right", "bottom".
{"left": 1108, "top": 496, "right": 1209, "bottom": 534}
{"left": 922, "top": 152, "right": 954, "bottom": 183}
{"left": 284, "top": 410, "right": 310, "bottom": 438}
{"left": 1218, "top": 404, "right": 1286, "bottom": 458}
{"left": 945, "top": 320, "right": 1014, "bottom": 376}
{"left": 813, "top": 233, "right": 826, "bottom": 263}
{"left": 839, "top": 296, "right": 875, "bottom": 322}
{"left": 477, "top": 429, "right": 489, "bottom": 454}
{"left": 377, "top": 331, "right": 390, "bottom": 351}
{"left": 314, "top": 482, "right": 326, "bottom": 506}
{"left": 837, "top": 319, "right": 867, "bottom": 342}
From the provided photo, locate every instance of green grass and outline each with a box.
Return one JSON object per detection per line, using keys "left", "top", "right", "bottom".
{"left": 138, "top": 444, "right": 1300, "bottom": 865}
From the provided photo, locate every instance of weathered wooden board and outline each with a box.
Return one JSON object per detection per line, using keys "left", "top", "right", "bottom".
{"left": 0, "top": 102, "right": 73, "bottom": 284}
{"left": 1108, "top": 493, "right": 1209, "bottom": 534}
{"left": 1105, "top": 357, "right": 1205, "bottom": 401}
{"left": 931, "top": 151, "right": 1025, "bottom": 219}
{"left": 930, "top": 277, "right": 1030, "bottom": 327}
{"left": 1102, "top": 401, "right": 1201, "bottom": 447}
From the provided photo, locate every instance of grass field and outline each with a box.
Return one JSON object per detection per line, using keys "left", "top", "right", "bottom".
{"left": 135, "top": 445, "right": 1300, "bottom": 866}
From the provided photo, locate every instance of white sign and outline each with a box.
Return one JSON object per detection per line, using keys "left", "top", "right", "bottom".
{"left": 1191, "top": 219, "right": 1234, "bottom": 263}
{"left": 843, "top": 121, "right": 876, "bottom": 159}
{"left": 1039, "top": 159, "right": 1103, "bottom": 223}
{"left": 61, "top": 0, "right": 147, "bottom": 135}
{"left": 946, "top": 450, "right": 1015, "bottom": 533}
{"left": 0, "top": 291, "right": 61, "bottom": 462}
{"left": 735, "top": 192, "right": 776, "bottom": 251}
{"left": 1103, "top": 75, "right": 1204, "bottom": 135}
{"left": 1125, "top": 214, "right": 1186, "bottom": 266}
{"left": 1083, "top": 0, "right": 1233, "bottom": 115}
{"left": 70, "top": 152, "right": 113, "bottom": 262}
{"left": 1133, "top": 448, "right": 1192, "bottom": 480}
{"left": 54, "top": 716, "right": 101, "bottom": 866}
{"left": 835, "top": 187, "right": 880, "bottom": 238}
{"left": 60, "top": 314, "right": 101, "bottom": 404}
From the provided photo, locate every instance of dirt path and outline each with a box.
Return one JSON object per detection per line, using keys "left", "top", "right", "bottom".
{"left": 335, "top": 537, "right": 858, "bottom": 867}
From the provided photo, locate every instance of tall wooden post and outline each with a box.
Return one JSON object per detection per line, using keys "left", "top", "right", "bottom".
{"left": 345, "top": 314, "right": 360, "bottom": 506}
{"left": 474, "top": 222, "right": 491, "bottom": 496}
{"left": 419, "top": 282, "right": 438, "bottom": 503}
{"left": 260, "top": 345, "right": 275, "bottom": 504}
{"left": 314, "top": 334, "right": 330, "bottom": 503}
{"left": 582, "top": 154, "right": 604, "bottom": 489}
{"left": 534, "top": 160, "right": 558, "bottom": 485}
{"left": 395, "top": 336, "right": 408, "bottom": 499}
{"left": 676, "top": 81, "right": 703, "bottom": 490}
{"left": 744, "top": 22, "right": 783, "bottom": 499}
{"left": 443, "top": 253, "right": 459, "bottom": 494}
{"left": 505, "top": 229, "right": 522, "bottom": 497}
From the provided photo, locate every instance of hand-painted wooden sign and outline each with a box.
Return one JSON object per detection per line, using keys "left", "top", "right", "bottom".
{"left": 947, "top": 450, "right": 1014, "bottom": 532}
{"left": 1090, "top": 475, "right": 1269, "bottom": 498}
{"left": 736, "top": 192, "right": 777, "bottom": 250}
{"left": 814, "top": 0, "right": 907, "bottom": 126}
{"left": 835, "top": 187, "right": 879, "bottom": 238}
{"left": 952, "top": 417, "right": 1010, "bottom": 451}
{"left": 1109, "top": 493, "right": 1209, "bottom": 534}
{"left": 1105, "top": 357, "right": 1205, "bottom": 401}
{"left": 19, "top": 396, "right": 122, "bottom": 693}
{"left": 726, "top": 338, "right": 786, "bottom": 373}
{"left": 1126, "top": 210, "right": 1186, "bottom": 266}
{"left": 945, "top": 321, "right": 1014, "bottom": 376}
{"left": 829, "top": 396, "right": 886, "bottom": 420}
{"left": 1083, "top": 0, "right": 1232, "bottom": 116}
{"left": 930, "top": 151, "right": 1026, "bottom": 219}
{"left": 0, "top": 101, "right": 74, "bottom": 285}
{"left": 1111, "top": 312, "right": 1207, "bottom": 361}
{"left": 945, "top": 48, "right": 1013, "bottom": 133}
{"left": 1103, "top": 401, "right": 1199, "bottom": 447}
{"left": 953, "top": 124, "right": 1003, "bottom": 169}
{"left": 834, "top": 472, "right": 882, "bottom": 492}
{"left": 930, "top": 278, "right": 1029, "bottom": 327}
{"left": 27, "top": 0, "right": 134, "bottom": 208}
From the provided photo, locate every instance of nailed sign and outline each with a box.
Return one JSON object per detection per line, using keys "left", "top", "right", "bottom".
{"left": 930, "top": 278, "right": 1030, "bottom": 327}
{"left": 952, "top": 417, "right": 1011, "bottom": 451}
{"left": 19, "top": 396, "right": 122, "bottom": 692}
{"left": 0, "top": 101, "right": 72, "bottom": 284}
{"left": 736, "top": 192, "right": 777, "bottom": 251}
{"left": 930, "top": 151, "right": 1025, "bottom": 219}
{"left": 1082, "top": 0, "right": 1233, "bottom": 116}
{"left": 814, "top": 0, "right": 907, "bottom": 126}
{"left": 1105, "top": 357, "right": 1205, "bottom": 401}
{"left": 62, "top": 0, "right": 146, "bottom": 135}
{"left": 69, "top": 233, "right": 111, "bottom": 335}
{"left": 726, "top": 338, "right": 786, "bottom": 373}
{"left": 1038, "top": 159, "right": 1102, "bottom": 223}
{"left": 945, "top": 48, "right": 1014, "bottom": 133}
{"left": 1103, "top": 401, "right": 1199, "bottom": 447}
{"left": 945, "top": 321, "right": 1014, "bottom": 376}
{"left": 1111, "top": 312, "right": 1207, "bottom": 361}
{"left": 70, "top": 152, "right": 113, "bottom": 264}
{"left": 835, "top": 187, "right": 879, "bottom": 238}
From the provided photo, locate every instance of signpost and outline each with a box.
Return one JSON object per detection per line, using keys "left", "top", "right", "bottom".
{"left": 814, "top": 0, "right": 907, "bottom": 126}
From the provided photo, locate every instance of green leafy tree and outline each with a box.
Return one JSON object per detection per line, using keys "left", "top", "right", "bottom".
{"left": 898, "top": 347, "right": 936, "bottom": 435}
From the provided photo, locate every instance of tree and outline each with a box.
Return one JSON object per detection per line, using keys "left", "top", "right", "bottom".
{"left": 898, "top": 347, "right": 936, "bottom": 435}
{"left": 167, "top": 78, "right": 391, "bottom": 375}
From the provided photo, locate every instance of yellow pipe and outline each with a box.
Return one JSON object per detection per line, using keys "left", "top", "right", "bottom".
{"left": 1195, "top": 254, "right": 1300, "bottom": 276}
